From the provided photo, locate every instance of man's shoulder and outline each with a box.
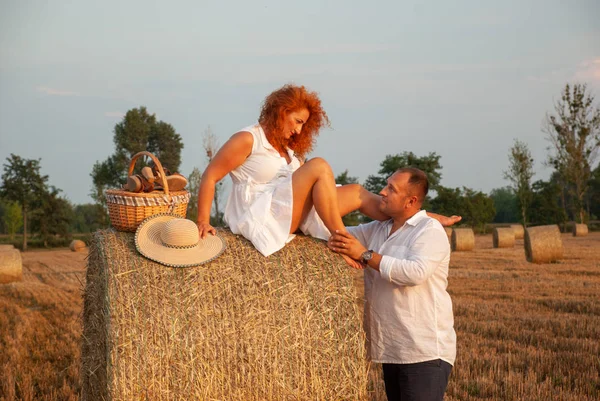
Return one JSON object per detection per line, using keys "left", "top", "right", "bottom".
{"left": 415, "top": 210, "right": 445, "bottom": 231}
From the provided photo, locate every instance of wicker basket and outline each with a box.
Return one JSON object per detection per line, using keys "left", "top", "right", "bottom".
{"left": 105, "top": 151, "right": 191, "bottom": 232}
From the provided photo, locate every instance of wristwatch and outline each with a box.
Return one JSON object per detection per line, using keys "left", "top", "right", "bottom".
{"left": 361, "top": 250, "right": 374, "bottom": 264}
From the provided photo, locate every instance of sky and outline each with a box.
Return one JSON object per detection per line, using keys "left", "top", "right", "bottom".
{"left": 1, "top": 0, "right": 599, "bottom": 205}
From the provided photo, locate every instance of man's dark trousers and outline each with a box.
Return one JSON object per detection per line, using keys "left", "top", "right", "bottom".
{"left": 382, "top": 359, "right": 452, "bottom": 401}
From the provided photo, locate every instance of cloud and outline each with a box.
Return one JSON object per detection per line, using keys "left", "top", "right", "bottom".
{"left": 104, "top": 111, "right": 124, "bottom": 118}
{"left": 35, "top": 86, "right": 80, "bottom": 96}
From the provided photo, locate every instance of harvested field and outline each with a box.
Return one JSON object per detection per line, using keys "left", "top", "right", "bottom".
{"left": 1, "top": 233, "right": 599, "bottom": 400}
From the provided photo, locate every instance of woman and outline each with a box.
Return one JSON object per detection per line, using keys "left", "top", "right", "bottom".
{"left": 196, "top": 84, "right": 455, "bottom": 260}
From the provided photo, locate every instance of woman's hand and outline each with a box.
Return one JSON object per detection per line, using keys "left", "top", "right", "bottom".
{"left": 197, "top": 222, "right": 216, "bottom": 239}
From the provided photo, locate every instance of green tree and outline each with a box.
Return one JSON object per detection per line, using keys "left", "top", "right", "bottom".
{"left": 186, "top": 167, "right": 202, "bottom": 223}
{"left": 30, "top": 187, "right": 73, "bottom": 247}
{"left": 543, "top": 83, "right": 600, "bottom": 223}
{"left": 490, "top": 187, "right": 518, "bottom": 223}
{"left": 71, "top": 203, "right": 105, "bottom": 233}
{"left": 430, "top": 186, "right": 495, "bottom": 233}
{"left": 529, "top": 178, "right": 568, "bottom": 226}
{"left": 429, "top": 186, "right": 462, "bottom": 217}
{"left": 364, "top": 152, "right": 443, "bottom": 194}
{"left": 91, "top": 107, "right": 184, "bottom": 211}
{"left": 2, "top": 201, "right": 23, "bottom": 240}
{"left": 0, "top": 154, "right": 49, "bottom": 251}
{"left": 461, "top": 187, "right": 496, "bottom": 233}
{"left": 335, "top": 169, "right": 361, "bottom": 226}
{"left": 503, "top": 139, "right": 534, "bottom": 226}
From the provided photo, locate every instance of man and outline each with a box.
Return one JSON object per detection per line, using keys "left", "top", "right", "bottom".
{"left": 328, "top": 167, "right": 455, "bottom": 401}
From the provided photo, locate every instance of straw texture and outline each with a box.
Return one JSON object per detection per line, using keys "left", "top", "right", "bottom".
{"left": 81, "top": 228, "right": 368, "bottom": 401}
{"left": 451, "top": 228, "right": 475, "bottom": 251}
{"left": 573, "top": 224, "right": 588, "bottom": 237}
{"left": 0, "top": 244, "right": 14, "bottom": 251}
{"left": 524, "top": 225, "right": 563, "bottom": 264}
{"left": 493, "top": 227, "right": 516, "bottom": 248}
{"left": 0, "top": 249, "right": 22, "bottom": 284}
{"left": 510, "top": 224, "right": 525, "bottom": 239}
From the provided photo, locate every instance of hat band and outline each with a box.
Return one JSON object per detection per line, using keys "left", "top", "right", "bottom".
{"left": 162, "top": 241, "right": 199, "bottom": 249}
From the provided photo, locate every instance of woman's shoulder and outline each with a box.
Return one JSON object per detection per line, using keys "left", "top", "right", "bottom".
{"left": 233, "top": 124, "right": 265, "bottom": 152}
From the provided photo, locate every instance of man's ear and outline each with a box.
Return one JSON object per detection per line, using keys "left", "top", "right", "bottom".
{"left": 409, "top": 195, "right": 419, "bottom": 208}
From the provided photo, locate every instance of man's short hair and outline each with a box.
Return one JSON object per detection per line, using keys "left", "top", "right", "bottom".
{"left": 396, "top": 167, "right": 429, "bottom": 202}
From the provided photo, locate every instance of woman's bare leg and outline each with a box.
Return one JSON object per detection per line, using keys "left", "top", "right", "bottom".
{"left": 290, "top": 157, "right": 346, "bottom": 234}
{"left": 335, "top": 184, "right": 389, "bottom": 221}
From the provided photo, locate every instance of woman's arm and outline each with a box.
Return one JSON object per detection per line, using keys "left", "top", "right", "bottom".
{"left": 197, "top": 131, "right": 253, "bottom": 238}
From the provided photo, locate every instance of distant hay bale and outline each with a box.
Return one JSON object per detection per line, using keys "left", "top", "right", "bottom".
{"left": 524, "top": 225, "right": 563, "bottom": 264}
{"left": 493, "top": 227, "right": 515, "bottom": 248}
{"left": 451, "top": 228, "right": 474, "bottom": 251}
{"left": 81, "top": 229, "right": 368, "bottom": 401}
{"left": 0, "top": 249, "right": 22, "bottom": 284}
{"left": 0, "top": 244, "right": 14, "bottom": 251}
{"left": 510, "top": 224, "right": 525, "bottom": 239}
{"left": 573, "top": 224, "right": 588, "bottom": 237}
{"left": 444, "top": 227, "right": 452, "bottom": 241}
{"left": 69, "top": 240, "right": 86, "bottom": 252}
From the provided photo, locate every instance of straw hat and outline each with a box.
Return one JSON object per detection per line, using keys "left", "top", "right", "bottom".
{"left": 135, "top": 214, "right": 225, "bottom": 267}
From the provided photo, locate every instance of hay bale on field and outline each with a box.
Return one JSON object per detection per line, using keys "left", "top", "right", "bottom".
{"left": 81, "top": 228, "right": 368, "bottom": 401}
{"left": 524, "top": 225, "right": 563, "bottom": 264}
{"left": 0, "top": 244, "right": 15, "bottom": 251}
{"left": 0, "top": 248, "right": 22, "bottom": 284}
{"left": 451, "top": 228, "right": 474, "bottom": 251}
{"left": 69, "top": 239, "right": 87, "bottom": 252}
{"left": 493, "top": 227, "right": 515, "bottom": 248}
{"left": 573, "top": 223, "right": 588, "bottom": 237}
{"left": 510, "top": 224, "right": 524, "bottom": 239}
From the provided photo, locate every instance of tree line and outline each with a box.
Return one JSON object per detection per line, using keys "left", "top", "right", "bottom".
{"left": 1, "top": 83, "right": 599, "bottom": 249}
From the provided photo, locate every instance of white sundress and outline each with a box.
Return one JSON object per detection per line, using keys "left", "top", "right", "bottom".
{"left": 223, "top": 124, "right": 330, "bottom": 256}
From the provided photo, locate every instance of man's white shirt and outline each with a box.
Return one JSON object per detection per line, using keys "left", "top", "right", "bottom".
{"left": 348, "top": 210, "right": 456, "bottom": 365}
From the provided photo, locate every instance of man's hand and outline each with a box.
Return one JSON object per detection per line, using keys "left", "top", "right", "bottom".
{"left": 328, "top": 230, "right": 367, "bottom": 269}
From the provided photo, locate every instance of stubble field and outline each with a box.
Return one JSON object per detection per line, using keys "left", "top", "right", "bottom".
{"left": 1, "top": 232, "right": 599, "bottom": 401}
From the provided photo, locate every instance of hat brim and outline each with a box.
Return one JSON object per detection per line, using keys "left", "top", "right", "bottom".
{"left": 135, "top": 214, "right": 226, "bottom": 268}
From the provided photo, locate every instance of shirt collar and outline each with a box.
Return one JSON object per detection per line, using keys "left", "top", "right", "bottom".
{"left": 405, "top": 209, "right": 428, "bottom": 226}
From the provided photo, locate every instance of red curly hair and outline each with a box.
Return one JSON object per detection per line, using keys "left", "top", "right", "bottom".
{"left": 258, "top": 84, "right": 330, "bottom": 159}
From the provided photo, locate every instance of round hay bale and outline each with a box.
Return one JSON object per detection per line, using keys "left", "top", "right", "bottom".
{"left": 451, "top": 228, "right": 474, "bottom": 251}
{"left": 0, "top": 248, "right": 22, "bottom": 284}
{"left": 70, "top": 239, "right": 87, "bottom": 252}
{"left": 493, "top": 227, "right": 515, "bottom": 248}
{"left": 81, "top": 229, "right": 368, "bottom": 401}
{"left": 524, "top": 225, "right": 563, "bottom": 264}
{"left": 573, "top": 223, "right": 588, "bottom": 237}
{"left": 510, "top": 224, "right": 524, "bottom": 239}
{"left": 0, "top": 244, "right": 15, "bottom": 251}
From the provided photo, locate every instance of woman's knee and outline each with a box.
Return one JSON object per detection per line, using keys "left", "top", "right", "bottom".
{"left": 305, "top": 157, "right": 333, "bottom": 177}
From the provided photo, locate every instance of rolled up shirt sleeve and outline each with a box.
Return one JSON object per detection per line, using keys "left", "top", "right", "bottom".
{"left": 379, "top": 222, "right": 450, "bottom": 286}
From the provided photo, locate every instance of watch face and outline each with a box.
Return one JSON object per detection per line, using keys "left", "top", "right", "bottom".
{"left": 362, "top": 251, "right": 373, "bottom": 261}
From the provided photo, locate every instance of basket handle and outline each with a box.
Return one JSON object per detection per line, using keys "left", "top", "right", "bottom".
{"left": 128, "top": 151, "right": 170, "bottom": 196}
